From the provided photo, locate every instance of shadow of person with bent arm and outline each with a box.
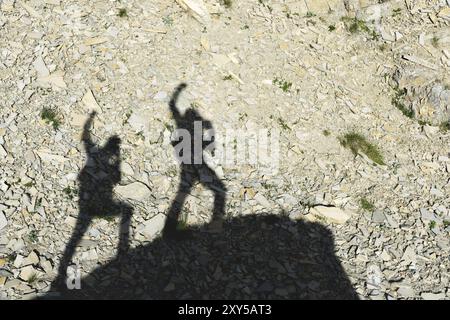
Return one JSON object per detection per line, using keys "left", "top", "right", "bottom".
{"left": 53, "top": 111, "right": 133, "bottom": 290}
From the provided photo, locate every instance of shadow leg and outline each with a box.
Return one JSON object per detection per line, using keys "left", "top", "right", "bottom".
{"left": 163, "top": 167, "right": 192, "bottom": 238}
{"left": 54, "top": 214, "right": 91, "bottom": 289}
{"left": 200, "top": 165, "right": 227, "bottom": 222}
{"left": 118, "top": 205, "right": 133, "bottom": 256}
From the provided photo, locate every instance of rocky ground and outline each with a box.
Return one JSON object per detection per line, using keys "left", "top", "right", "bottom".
{"left": 0, "top": 0, "right": 449, "bottom": 300}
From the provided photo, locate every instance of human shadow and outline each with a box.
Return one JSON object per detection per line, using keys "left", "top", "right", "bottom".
{"left": 163, "top": 83, "right": 227, "bottom": 239}
{"left": 43, "top": 85, "right": 358, "bottom": 299}
{"left": 53, "top": 111, "right": 133, "bottom": 289}
{"left": 44, "top": 214, "right": 358, "bottom": 299}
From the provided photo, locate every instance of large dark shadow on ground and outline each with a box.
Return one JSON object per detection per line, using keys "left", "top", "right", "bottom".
{"left": 46, "top": 214, "right": 358, "bottom": 299}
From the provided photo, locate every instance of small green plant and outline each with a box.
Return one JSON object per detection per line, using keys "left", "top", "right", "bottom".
{"left": 238, "top": 112, "right": 248, "bottom": 121}
{"left": 328, "top": 24, "right": 336, "bottom": 32}
{"left": 418, "top": 119, "right": 431, "bottom": 126}
{"left": 123, "top": 111, "right": 132, "bottom": 125}
{"left": 273, "top": 77, "right": 292, "bottom": 92}
{"left": 41, "top": 107, "right": 61, "bottom": 130}
{"left": 223, "top": 74, "right": 233, "bottom": 81}
{"left": 103, "top": 215, "right": 116, "bottom": 222}
{"left": 439, "top": 121, "right": 450, "bottom": 132}
{"left": 277, "top": 117, "right": 291, "bottom": 131}
{"left": 28, "top": 230, "right": 38, "bottom": 243}
{"left": 431, "top": 36, "right": 439, "bottom": 48}
{"left": 339, "top": 132, "right": 385, "bottom": 165}
{"left": 190, "top": 102, "right": 200, "bottom": 109}
{"left": 305, "top": 11, "right": 316, "bottom": 18}
{"left": 27, "top": 272, "right": 39, "bottom": 285}
{"left": 392, "top": 8, "right": 401, "bottom": 16}
{"left": 360, "top": 198, "right": 375, "bottom": 212}
{"left": 429, "top": 220, "right": 436, "bottom": 229}
{"left": 322, "top": 129, "right": 331, "bottom": 136}
{"left": 443, "top": 220, "right": 450, "bottom": 228}
{"left": 6, "top": 253, "right": 16, "bottom": 263}
{"left": 341, "top": 16, "right": 378, "bottom": 39}
{"left": 221, "top": 0, "right": 232, "bottom": 8}
{"left": 176, "top": 215, "right": 189, "bottom": 231}
{"left": 63, "top": 186, "right": 77, "bottom": 200}
{"left": 118, "top": 8, "right": 127, "bottom": 17}
{"left": 24, "top": 181, "right": 35, "bottom": 188}
{"left": 162, "top": 16, "right": 173, "bottom": 26}
{"left": 392, "top": 87, "right": 414, "bottom": 119}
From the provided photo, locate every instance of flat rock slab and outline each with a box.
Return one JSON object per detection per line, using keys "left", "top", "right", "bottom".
{"left": 115, "top": 182, "right": 152, "bottom": 202}
{"left": 310, "top": 206, "right": 352, "bottom": 224}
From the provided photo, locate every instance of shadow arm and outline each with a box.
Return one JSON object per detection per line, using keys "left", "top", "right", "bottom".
{"left": 82, "top": 111, "right": 97, "bottom": 151}
{"left": 169, "top": 83, "right": 187, "bottom": 121}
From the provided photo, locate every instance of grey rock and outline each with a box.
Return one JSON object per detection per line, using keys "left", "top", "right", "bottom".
{"left": 371, "top": 210, "right": 386, "bottom": 223}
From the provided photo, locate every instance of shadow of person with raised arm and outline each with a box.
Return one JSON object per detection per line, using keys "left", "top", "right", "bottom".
{"left": 53, "top": 111, "right": 133, "bottom": 290}
{"left": 163, "top": 83, "right": 227, "bottom": 239}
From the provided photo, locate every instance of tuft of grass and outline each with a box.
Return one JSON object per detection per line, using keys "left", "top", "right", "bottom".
{"left": 162, "top": 16, "right": 173, "bottom": 26}
{"left": 341, "top": 16, "right": 378, "bottom": 39}
{"left": 221, "top": 0, "right": 232, "bottom": 8}
{"left": 392, "top": 87, "right": 414, "bottom": 119}
{"left": 418, "top": 119, "right": 431, "bottom": 126}
{"left": 24, "top": 181, "right": 35, "bottom": 188}
{"left": 118, "top": 8, "right": 128, "bottom": 18}
{"left": 176, "top": 215, "right": 189, "bottom": 231}
{"left": 277, "top": 117, "right": 291, "bottom": 131}
{"left": 429, "top": 220, "right": 436, "bottom": 230}
{"left": 6, "top": 253, "right": 16, "bottom": 263}
{"left": 28, "top": 230, "right": 38, "bottom": 243}
{"left": 339, "top": 132, "right": 385, "bottom": 165}
{"left": 431, "top": 36, "right": 439, "bottom": 48}
{"left": 360, "top": 197, "right": 375, "bottom": 212}
{"left": 305, "top": 11, "right": 316, "bottom": 18}
{"left": 328, "top": 24, "right": 336, "bottom": 32}
{"left": 322, "top": 129, "right": 331, "bottom": 136}
{"left": 273, "top": 77, "right": 292, "bottom": 92}
{"left": 392, "top": 8, "right": 401, "bottom": 16}
{"left": 41, "top": 107, "right": 61, "bottom": 130}
{"left": 439, "top": 121, "right": 450, "bottom": 132}
{"left": 63, "top": 186, "right": 77, "bottom": 200}
{"left": 223, "top": 74, "right": 233, "bottom": 81}
{"left": 27, "top": 272, "right": 39, "bottom": 285}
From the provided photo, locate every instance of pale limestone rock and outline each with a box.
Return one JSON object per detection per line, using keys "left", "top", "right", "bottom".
{"left": 0, "top": 212, "right": 7, "bottom": 231}
{"left": 115, "top": 182, "right": 151, "bottom": 202}
{"left": 19, "top": 265, "right": 38, "bottom": 281}
{"left": 310, "top": 206, "right": 352, "bottom": 224}
{"left": 82, "top": 90, "right": 102, "bottom": 113}
{"left": 139, "top": 214, "right": 166, "bottom": 239}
